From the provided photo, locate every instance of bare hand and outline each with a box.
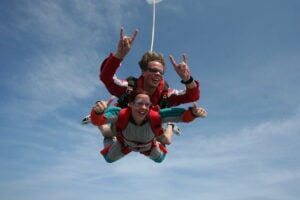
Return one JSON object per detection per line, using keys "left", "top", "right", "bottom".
{"left": 169, "top": 54, "right": 191, "bottom": 81}
{"left": 93, "top": 96, "right": 115, "bottom": 114}
{"left": 115, "top": 27, "right": 138, "bottom": 59}
{"left": 191, "top": 102, "right": 207, "bottom": 118}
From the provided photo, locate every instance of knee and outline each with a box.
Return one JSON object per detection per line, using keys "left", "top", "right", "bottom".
{"left": 98, "top": 124, "right": 115, "bottom": 137}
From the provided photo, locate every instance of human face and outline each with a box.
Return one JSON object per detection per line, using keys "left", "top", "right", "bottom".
{"left": 142, "top": 61, "right": 164, "bottom": 89}
{"left": 129, "top": 94, "right": 151, "bottom": 125}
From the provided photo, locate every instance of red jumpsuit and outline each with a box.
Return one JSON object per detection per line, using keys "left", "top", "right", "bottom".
{"left": 100, "top": 53, "right": 200, "bottom": 107}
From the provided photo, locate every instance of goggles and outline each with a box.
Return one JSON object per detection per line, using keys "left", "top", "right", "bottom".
{"left": 133, "top": 100, "right": 152, "bottom": 108}
{"left": 147, "top": 67, "right": 164, "bottom": 75}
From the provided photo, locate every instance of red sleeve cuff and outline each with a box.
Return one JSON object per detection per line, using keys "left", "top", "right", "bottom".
{"left": 186, "top": 80, "right": 200, "bottom": 100}
{"left": 90, "top": 109, "right": 107, "bottom": 126}
{"left": 182, "top": 109, "right": 196, "bottom": 122}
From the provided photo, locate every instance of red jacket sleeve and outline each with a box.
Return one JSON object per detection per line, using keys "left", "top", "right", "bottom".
{"left": 90, "top": 109, "right": 107, "bottom": 126}
{"left": 181, "top": 109, "right": 197, "bottom": 122}
{"left": 99, "top": 53, "right": 127, "bottom": 98}
{"left": 167, "top": 81, "right": 200, "bottom": 107}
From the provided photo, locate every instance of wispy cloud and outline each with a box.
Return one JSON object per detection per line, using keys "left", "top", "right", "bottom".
{"left": 1, "top": 1, "right": 300, "bottom": 200}
{"left": 1, "top": 1, "right": 137, "bottom": 119}
{"left": 2, "top": 105, "right": 299, "bottom": 200}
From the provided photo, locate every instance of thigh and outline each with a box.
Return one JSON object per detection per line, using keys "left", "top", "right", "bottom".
{"left": 106, "top": 141, "right": 126, "bottom": 162}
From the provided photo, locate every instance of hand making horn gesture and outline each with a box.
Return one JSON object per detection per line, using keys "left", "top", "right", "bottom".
{"left": 115, "top": 27, "right": 138, "bottom": 59}
{"left": 169, "top": 54, "right": 191, "bottom": 82}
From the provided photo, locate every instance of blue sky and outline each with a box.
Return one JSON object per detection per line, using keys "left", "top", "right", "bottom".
{"left": 1, "top": 0, "right": 300, "bottom": 199}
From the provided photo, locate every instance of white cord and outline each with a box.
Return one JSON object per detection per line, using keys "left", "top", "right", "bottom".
{"left": 150, "top": 0, "right": 156, "bottom": 52}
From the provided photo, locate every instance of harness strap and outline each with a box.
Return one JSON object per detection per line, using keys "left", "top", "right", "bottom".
{"left": 117, "top": 76, "right": 170, "bottom": 109}
{"left": 159, "top": 81, "right": 169, "bottom": 108}
{"left": 112, "top": 107, "right": 166, "bottom": 155}
{"left": 122, "top": 135, "right": 153, "bottom": 147}
{"left": 100, "top": 134, "right": 168, "bottom": 159}
{"left": 118, "top": 134, "right": 156, "bottom": 153}
{"left": 116, "top": 134, "right": 132, "bottom": 154}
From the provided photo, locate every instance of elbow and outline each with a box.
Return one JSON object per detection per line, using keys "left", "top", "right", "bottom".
{"left": 99, "top": 73, "right": 105, "bottom": 82}
{"left": 192, "top": 93, "right": 200, "bottom": 101}
{"left": 188, "top": 93, "right": 200, "bottom": 102}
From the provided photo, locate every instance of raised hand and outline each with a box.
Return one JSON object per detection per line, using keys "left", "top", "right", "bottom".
{"left": 191, "top": 102, "right": 207, "bottom": 118}
{"left": 115, "top": 27, "right": 138, "bottom": 59}
{"left": 169, "top": 54, "right": 191, "bottom": 82}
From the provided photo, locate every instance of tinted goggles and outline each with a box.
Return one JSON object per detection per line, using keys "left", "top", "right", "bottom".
{"left": 147, "top": 67, "right": 164, "bottom": 75}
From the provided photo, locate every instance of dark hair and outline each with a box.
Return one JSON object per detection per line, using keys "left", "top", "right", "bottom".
{"left": 128, "top": 89, "right": 151, "bottom": 103}
{"left": 138, "top": 51, "right": 165, "bottom": 71}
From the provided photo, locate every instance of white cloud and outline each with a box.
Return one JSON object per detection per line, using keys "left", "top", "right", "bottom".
{"left": 2, "top": 106, "right": 298, "bottom": 200}
{"left": 1, "top": 1, "right": 300, "bottom": 199}
{"left": 1, "top": 1, "right": 133, "bottom": 118}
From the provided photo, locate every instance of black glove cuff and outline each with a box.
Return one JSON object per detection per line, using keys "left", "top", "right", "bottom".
{"left": 181, "top": 76, "right": 194, "bottom": 84}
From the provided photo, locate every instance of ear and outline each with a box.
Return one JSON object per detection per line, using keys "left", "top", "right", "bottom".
{"left": 141, "top": 69, "right": 147, "bottom": 77}
{"left": 128, "top": 102, "right": 133, "bottom": 108}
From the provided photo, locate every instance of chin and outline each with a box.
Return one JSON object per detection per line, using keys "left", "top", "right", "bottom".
{"left": 151, "top": 83, "right": 160, "bottom": 87}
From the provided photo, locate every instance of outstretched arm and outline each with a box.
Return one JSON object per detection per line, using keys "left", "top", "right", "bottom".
{"left": 159, "top": 103, "right": 207, "bottom": 123}
{"left": 90, "top": 97, "right": 119, "bottom": 126}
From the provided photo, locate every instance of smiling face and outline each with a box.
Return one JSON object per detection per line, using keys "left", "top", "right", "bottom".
{"left": 142, "top": 61, "right": 164, "bottom": 91}
{"left": 128, "top": 93, "right": 151, "bottom": 125}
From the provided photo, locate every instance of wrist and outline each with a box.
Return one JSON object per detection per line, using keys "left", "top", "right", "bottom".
{"left": 189, "top": 107, "right": 199, "bottom": 118}
{"left": 94, "top": 110, "right": 103, "bottom": 115}
{"left": 181, "top": 76, "right": 194, "bottom": 84}
{"left": 114, "top": 52, "right": 125, "bottom": 60}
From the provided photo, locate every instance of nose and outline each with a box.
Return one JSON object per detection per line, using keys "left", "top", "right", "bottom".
{"left": 141, "top": 104, "right": 148, "bottom": 109}
{"left": 155, "top": 71, "right": 162, "bottom": 76}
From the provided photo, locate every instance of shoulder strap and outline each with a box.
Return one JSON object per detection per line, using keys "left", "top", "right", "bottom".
{"left": 158, "top": 80, "right": 169, "bottom": 109}
{"left": 149, "top": 108, "right": 163, "bottom": 136}
{"left": 115, "top": 108, "right": 131, "bottom": 132}
{"left": 115, "top": 107, "right": 163, "bottom": 137}
{"left": 126, "top": 76, "right": 137, "bottom": 87}
{"left": 117, "top": 76, "right": 137, "bottom": 108}
{"left": 117, "top": 77, "right": 169, "bottom": 109}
